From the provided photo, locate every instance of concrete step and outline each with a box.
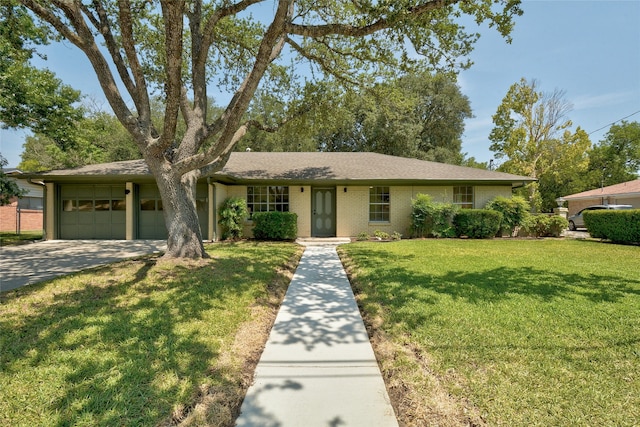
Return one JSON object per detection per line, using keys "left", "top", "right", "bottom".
{"left": 295, "top": 237, "right": 352, "bottom": 246}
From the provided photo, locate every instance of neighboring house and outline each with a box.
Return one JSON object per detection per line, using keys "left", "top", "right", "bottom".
{"left": 20, "top": 152, "right": 534, "bottom": 241}
{"left": 0, "top": 169, "right": 44, "bottom": 233}
{"left": 559, "top": 179, "right": 640, "bottom": 216}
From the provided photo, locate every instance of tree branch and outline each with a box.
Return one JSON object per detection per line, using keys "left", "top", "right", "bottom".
{"left": 245, "top": 94, "right": 312, "bottom": 134}
{"left": 201, "top": 0, "right": 264, "bottom": 52}
{"left": 114, "top": 0, "right": 152, "bottom": 125}
{"left": 159, "top": 0, "right": 185, "bottom": 151}
{"left": 195, "top": 0, "right": 292, "bottom": 169}
{"left": 23, "top": 1, "right": 139, "bottom": 138}
{"left": 285, "top": 36, "right": 360, "bottom": 87}
{"left": 285, "top": 0, "right": 458, "bottom": 38}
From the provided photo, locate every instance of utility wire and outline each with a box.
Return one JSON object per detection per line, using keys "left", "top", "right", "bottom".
{"left": 588, "top": 110, "right": 640, "bottom": 135}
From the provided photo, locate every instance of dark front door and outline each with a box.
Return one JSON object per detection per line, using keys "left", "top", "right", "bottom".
{"left": 312, "top": 188, "right": 336, "bottom": 237}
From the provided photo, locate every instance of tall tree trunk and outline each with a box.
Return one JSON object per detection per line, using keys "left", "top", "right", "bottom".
{"left": 151, "top": 159, "right": 207, "bottom": 259}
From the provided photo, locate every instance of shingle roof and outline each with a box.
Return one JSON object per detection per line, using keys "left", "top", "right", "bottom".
{"left": 33, "top": 159, "right": 151, "bottom": 177}
{"left": 219, "top": 152, "right": 532, "bottom": 184}
{"left": 561, "top": 179, "right": 640, "bottom": 200}
{"left": 24, "top": 152, "right": 534, "bottom": 185}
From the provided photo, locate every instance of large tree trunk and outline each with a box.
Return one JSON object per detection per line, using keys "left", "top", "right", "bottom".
{"left": 151, "top": 159, "right": 208, "bottom": 259}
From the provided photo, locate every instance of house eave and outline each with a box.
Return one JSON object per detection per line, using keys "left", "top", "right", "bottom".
{"left": 563, "top": 191, "right": 640, "bottom": 201}
{"left": 213, "top": 174, "right": 532, "bottom": 188}
{"left": 19, "top": 174, "right": 156, "bottom": 184}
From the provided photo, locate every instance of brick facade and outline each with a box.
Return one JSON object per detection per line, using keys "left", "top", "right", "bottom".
{"left": 213, "top": 184, "right": 514, "bottom": 239}
{"left": 0, "top": 199, "right": 43, "bottom": 233}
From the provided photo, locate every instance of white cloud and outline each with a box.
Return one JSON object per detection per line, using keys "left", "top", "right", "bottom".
{"left": 464, "top": 116, "right": 493, "bottom": 133}
{"left": 572, "top": 91, "right": 632, "bottom": 111}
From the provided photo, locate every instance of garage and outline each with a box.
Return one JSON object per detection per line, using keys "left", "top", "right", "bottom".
{"left": 137, "top": 184, "right": 209, "bottom": 240}
{"left": 60, "top": 184, "right": 126, "bottom": 239}
{"left": 59, "top": 183, "right": 209, "bottom": 240}
{"left": 138, "top": 184, "right": 167, "bottom": 239}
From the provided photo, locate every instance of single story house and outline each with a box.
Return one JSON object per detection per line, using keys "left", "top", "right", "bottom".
{"left": 0, "top": 169, "right": 44, "bottom": 233}
{"left": 21, "top": 152, "right": 534, "bottom": 241}
{"left": 559, "top": 179, "right": 640, "bottom": 216}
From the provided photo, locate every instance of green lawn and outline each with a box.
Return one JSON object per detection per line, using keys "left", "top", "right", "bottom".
{"left": 0, "top": 231, "right": 43, "bottom": 246}
{"left": 0, "top": 242, "right": 301, "bottom": 427}
{"left": 340, "top": 239, "right": 640, "bottom": 426}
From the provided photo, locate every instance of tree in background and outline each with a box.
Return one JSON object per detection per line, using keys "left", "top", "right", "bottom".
{"left": 489, "top": 78, "right": 591, "bottom": 211}
{"left": 18, "top": 109, "right": 142, "bottom": 171}
{"left": 314, "top": 72, "right": 473, "bottom": 163}
{"left": 18, "top": 96, "right": 231, "bottom": 171}
{"left": 0, "top": 154, "right": 25, "bottom": 205}
{"left": 0, "top": 2, "right": 83, "bottom": 151}
{"left": 536, "top": 127, "right": 591, "bottom": 211}
{"left": 586, "top": 121, "right": 640, "bottom": 188}
{"left": 234, "top": 84, "right": 322, "bottom": 152}
{"left": 407, "top": 72, "right": 474, "bottom": 163}
{"left": 17, "top": 0, "right": 522, "bottom": 258}
{"left": 243, "top": 71, "right": 473, "bottom": 163}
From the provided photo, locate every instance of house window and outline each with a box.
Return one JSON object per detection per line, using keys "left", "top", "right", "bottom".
{"left": 140, "top": 199, "right": 162, "bottom": 211}
{"left": 369, "top": 186, "right": 390, "bottom": 222}
{"left": 17, "top": 197, "right": 43, "bottom": 210}
{"left": 247, "top": 186, "right": 289, "bottom": 216}
{"left": 453, "top": 186, "right": 474, "bottom": 209}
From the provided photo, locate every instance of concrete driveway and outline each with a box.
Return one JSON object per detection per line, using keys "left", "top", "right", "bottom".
{"left": 0, "top": 240, "right": 167, "bottom": 293}
{"left": 562, "top": 230, "right": 591, "bottom": 239}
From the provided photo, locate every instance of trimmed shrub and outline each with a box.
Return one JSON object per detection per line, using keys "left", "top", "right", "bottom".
{"left": 430, "top": 203, "right": 458, "bottom": 238}
{"left": 374, "top": 230, "right": 391, "bottom": 240}
{"left": 218, "top": 197, "right": 248, "bottom": 240}
{"left": 356, "top": 232, "right": 370, "bottom": 241}
{"left": 521, "top": 215, "right": 568, "bottom": 238}
{"left": 584, "top": 209, "right": 640, "bottom": 244}
{"left": 410, "top": 194, "right": 458, "bottom": 238}
{"left": 485, "top": 195, "right": 530, "bottom": 236}
{"left": 410, "top": 194, "right": 434, "bottom": 237}
{"left": 547, "top": 215, "right": 569, "bottom": 237}
{"left": 453, "top": 209, "right": 502, "bottom": 239}
{"left": 252, "top": 211, "right": 298, "bottom": 240}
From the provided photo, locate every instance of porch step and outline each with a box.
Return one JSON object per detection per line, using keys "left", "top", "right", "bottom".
{"left": 295, "top": 237, "right": 352, "bottom": 246}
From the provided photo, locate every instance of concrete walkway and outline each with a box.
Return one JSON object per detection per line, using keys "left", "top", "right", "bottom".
{"left": 236, "top": 244, "right": 398, "bottom": 427}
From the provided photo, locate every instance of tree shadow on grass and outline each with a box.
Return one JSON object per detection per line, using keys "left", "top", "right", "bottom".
{"left": 0, "top": 248, "right": 288, "bottom": 426}
{"left": 349, "top": 245, "right": 640, "bottom": 306}
{"left": 436, "top": 265, "right": 640, "bottom": 304}
{"left": 344, "top": 245, "right": 640, "bottom": 335}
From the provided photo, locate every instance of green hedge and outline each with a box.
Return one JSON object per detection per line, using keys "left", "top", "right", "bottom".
{"left": 410, "top": 194, "right": 458, "bottom": 238}
{"left": 453, "top": 209, "right": 502, "bottom": 239}
{"left": 252, "top": 211, "right": 298, "bottom": 240}
{"left": 583, "top": 209, "right": 640, "bottom": 244}
{"left": 485, "top": 195, "right": 530, "bottom": 236}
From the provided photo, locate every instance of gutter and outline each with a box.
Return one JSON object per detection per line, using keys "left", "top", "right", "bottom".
{"left": 562, "top": 192, "right": 640, "bottom": 201}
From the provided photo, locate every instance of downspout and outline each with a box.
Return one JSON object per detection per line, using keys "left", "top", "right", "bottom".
{"left": 207, "top": 177, "right": 217, "bottom": 241}
{"left": 27, "top": 178, "right": 46, "bottom": 240}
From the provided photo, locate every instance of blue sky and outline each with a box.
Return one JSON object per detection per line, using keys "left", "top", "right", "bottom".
{"left": 459, "top": 0, "right": 640, "bottom": 166}
{"left": 1, "top": 0, "right": 639, "bottom": 168}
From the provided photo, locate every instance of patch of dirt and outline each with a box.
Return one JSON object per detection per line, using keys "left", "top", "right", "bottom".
{"left": 370, "top": 330, "right": 486, "bottom": 427}
{"left": 163, "top": 246, "right": 304, "bottom": 427}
